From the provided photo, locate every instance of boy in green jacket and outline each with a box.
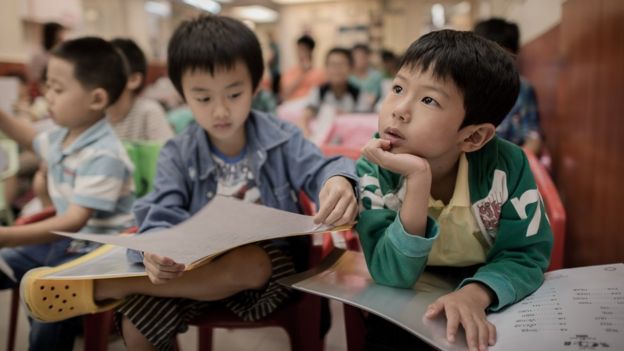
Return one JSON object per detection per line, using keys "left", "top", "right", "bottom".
{"left": 356, "top": 29, "right": 552, "bottom": 351}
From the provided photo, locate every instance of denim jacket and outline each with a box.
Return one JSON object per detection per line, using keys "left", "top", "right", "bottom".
{"left": 128, "top": 110, "right": 357, "bottom": 263}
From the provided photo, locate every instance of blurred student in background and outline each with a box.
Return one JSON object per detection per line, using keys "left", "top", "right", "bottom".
{"left": 474, "top": 18, "right": 543, "bottom": 154}
{"left": 299, "top": 47, "right": 371, "bottom": 138}
{"left": 280, "top": 34, "right": 325, "bottom": 102}
{"left": 108, "top": 38, "right": 174, "bottom": 142}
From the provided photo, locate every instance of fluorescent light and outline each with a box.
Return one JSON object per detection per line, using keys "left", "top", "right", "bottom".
{"left": 145, "top": 1, "right": 171, "bottom": 17}
{"left": 431, "top": 3, "right": 445, "bottom": 28}
{"left": 183, "top": 0, "right": 221, "bottom": 14}
{"left": 272, "top": 0, "right": 334, "bottom": 4}
{"left": 231, "top": 5, "right": 279, "bottom": 23}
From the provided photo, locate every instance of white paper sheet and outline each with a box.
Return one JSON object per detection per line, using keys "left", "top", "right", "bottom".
{"left": 53, "top": 196, "right": 346, "bottom": 268}
{"left": 488, "top": 263, "right": 624, "bottom": 351}
{"left": 0, "top": 254, "right": 16, "bottom": 282}
{"left": 281, "top": 251, "right": 624, "bottom": 351}
{"left": 44, "top": 246, "right": 147, "bottom": 280}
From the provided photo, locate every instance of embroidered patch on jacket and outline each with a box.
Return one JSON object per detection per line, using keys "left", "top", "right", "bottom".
{"left": 472, "top": 170, "right": 508, "bottom": 244}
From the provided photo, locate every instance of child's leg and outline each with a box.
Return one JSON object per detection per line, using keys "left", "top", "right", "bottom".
{"left": 1, "top": 247, "right": 84, "bottom": 350}
{"left": 121, "top": 315, "right": 156, "bottom": 351}
{"left": 112, "top": 241, "right": 296, "bottom": 351}
{"left": 96, "top": 244, "right": 273, "bottom": 301}
{"left": 29, "top": 318, "right": 81, "bottom": 351}
{"left": 0, "top": 247, "right": 41, "bottom": 289}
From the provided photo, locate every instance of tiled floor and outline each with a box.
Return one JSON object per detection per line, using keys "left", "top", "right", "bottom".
{"left": 0, "top": 289, "right": 348, "bottom": 350}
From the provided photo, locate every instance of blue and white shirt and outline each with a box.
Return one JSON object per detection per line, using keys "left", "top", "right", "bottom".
{"left": 33, "top": 118, "right": 135, "bottom": 256}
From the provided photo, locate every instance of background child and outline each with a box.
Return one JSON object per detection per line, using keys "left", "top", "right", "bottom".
{"left": 108, "top": 38, "right": 174, "bottom": 142}
{"left": 299, "top": 47, "right": 371, "bottom": 138}
{"left": 280, "top": 34, "right": 326, "bottom": 102}
{"left": 0, "top": 37, "right": 135, "bottom": 350}
{"left": 22, "top": 15, "right": 358, "bottom": 351}
{"left": 474, "top": 18, "right": 543, "bottom": 155}
{"left": 356, "top": 30, "right": 552, "bottom": 351}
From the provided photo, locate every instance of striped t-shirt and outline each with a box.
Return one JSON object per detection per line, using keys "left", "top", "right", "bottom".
{"left": 109, "top": 97, "right": 174, "bottom": 142}
{"left": 33, "top": 118, "right": 136, "bottom": 253}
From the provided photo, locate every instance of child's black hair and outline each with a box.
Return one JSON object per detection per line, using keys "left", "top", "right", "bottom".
{"left": 297, "top": 35, "right": 316, "bottom": 51}
{"left": 43, "top": 22, "right": 64, "bottom": 51}
{"left": 474, "top": 18, "right": 520, "bottom": 54}
{"left": 111, "top": 38, "right": 148, "bottom": 92}
{"left": 167, "top": 15, "right": 264, "bottom": 98}
{"left": 326, "top": 47, "right": 353, "bottom": 67}
{"left": 50, "top": 37, "right": 127, "bottom": 107}
{"left": 400, "top": 29, "right": 519, "bottom": 128}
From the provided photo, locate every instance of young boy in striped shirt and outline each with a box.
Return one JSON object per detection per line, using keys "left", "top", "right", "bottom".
{"left": 0, "top": 37, "right": 135, "bottom": 350}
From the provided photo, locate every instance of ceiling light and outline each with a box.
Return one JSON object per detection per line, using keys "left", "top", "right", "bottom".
{"left": 145, "top": 1, "right": 171, "bottom": 17}
{"left": 231, "top": 5, "right": 279, "bottom": 23}
{"left": 183, "top": 0, "right": 221, "bottom": 14}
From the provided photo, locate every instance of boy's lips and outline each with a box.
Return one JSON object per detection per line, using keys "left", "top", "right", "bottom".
{"left": 213, "top": 122, "right": 232, "bottom": 130}
{"left": 382, "top": 127, "right": 405, "bottom": 144}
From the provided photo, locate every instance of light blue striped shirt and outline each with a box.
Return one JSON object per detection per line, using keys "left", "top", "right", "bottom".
{"left": 33, "top": 118, "right": 136, "bottom": 254}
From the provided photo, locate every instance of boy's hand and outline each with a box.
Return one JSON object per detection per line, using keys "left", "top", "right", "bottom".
{"left": 143, "top": 252, "right": 186, "bottom": 285}
{"left": 425, "top": 283, "right": 497, "bottom": 351}
{"left": 361, "top": 139, "right": 430, "bottom": 178}
{"left": 314, "top": 176, "right": 357, "bottom": 226}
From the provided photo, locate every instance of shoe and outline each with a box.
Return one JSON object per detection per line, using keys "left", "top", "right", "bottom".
{"left": 20, "top": 245, "right": 123, "bottom": 322}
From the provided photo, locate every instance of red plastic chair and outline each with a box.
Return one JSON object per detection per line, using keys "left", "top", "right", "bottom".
{"left": 6, "top": 208, "right": 137, "bottom": 351}
{"left": 188, "top": 193, "right": 334, "bottom": 351}
{"left": 523, "top": 148, "right": 566, "bottom": 271}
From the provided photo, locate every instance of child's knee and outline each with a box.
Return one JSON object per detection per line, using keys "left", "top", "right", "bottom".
{"left": 228, "top": 245, "right": 272, "bottom": 290}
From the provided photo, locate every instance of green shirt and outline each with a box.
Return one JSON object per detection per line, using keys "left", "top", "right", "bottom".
{"left": 356, "top": 136, "right": 553, "bottom": 311}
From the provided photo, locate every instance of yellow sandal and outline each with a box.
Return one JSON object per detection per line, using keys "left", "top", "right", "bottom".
{"left": 20, "top": 245, "right": 123, "bottom": 323}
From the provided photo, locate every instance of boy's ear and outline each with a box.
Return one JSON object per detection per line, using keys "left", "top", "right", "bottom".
{"left": 127, "top": 73, "right": 144, "bottom": 91}
{"left": 458, "top": 123, "right": 496, "bottom": 152}
{"left": 88, "top": 88, "right": 110, "bottom": 111}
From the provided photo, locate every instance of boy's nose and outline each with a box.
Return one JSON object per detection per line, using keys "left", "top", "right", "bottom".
{"left": 391, "top": 96, "right": 412, "bottom": 122}
{"left": 392, "top": 105, "right": 411, "bottom": 122}
{"left": 213, "top": 98, "right": 230, "bottom": 118}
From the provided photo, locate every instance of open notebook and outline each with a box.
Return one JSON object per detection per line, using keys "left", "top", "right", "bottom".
{"left": 44, "top": 196, "right": 351, "bottom": 280}
{"left": 280, "top": 250, "right": 624, "bottom": 351}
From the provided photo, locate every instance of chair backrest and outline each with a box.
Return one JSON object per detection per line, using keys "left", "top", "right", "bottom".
{"left": 123, "top": 141, "right": 163, "bottom": 198}
{"left": 524, "top": 149, "right": 566, "bottom": 271}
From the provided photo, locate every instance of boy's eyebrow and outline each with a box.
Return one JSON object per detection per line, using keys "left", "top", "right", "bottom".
{"left": 46, "top": 77, "right": 61, "bottom": 86}
{"left": 421, "top": 84, "right": 450, "bottom": 98}
{"left": 395, "top": 73, "right": 409, "bottom": 82}
{"left": 191, "top": 87, "right": 210, "bottom": 92}
{"left": 396, "top": 72, "right": 450, "bottom": 98}
{"left": 190, "top": 81, "right": 244, "bottom": 92}
{"left": 225, "top": 81, "right": 244, "bottom": 89}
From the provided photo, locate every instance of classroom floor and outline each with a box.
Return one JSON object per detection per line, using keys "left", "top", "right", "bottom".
{"left": 0, "top": 289, "right": 349, "bottom": 350}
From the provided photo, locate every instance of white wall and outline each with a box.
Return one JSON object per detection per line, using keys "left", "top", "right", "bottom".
{"left": 0, "top": 0, "right": 27, "bottom": 62}
{"left": 277, "top": 0, "right": 381, "bottom": 72}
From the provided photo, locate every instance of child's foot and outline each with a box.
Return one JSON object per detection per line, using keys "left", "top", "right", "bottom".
{"left": 20, "top": 262, "right": 123, "bottom": 322}
{"left": 20, "top": 267, "right": 123, "bottom": 322}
